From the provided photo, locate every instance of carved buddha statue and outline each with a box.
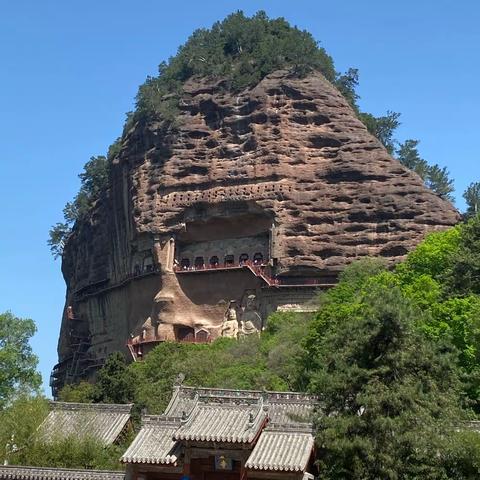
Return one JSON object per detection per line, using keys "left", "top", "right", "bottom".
{"left": 221, "top": 303, "right": 239, "bottom": 338}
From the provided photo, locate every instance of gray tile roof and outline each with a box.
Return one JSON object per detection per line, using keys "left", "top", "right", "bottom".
{"left": 173, "top": 396, "right": 267, "bottom": 444}
{"left": 165, "top": 386, "right": 316, "bottom": 425}
{"left": 0, "top": 466, "right": 125, "bottom": 480}
{"left": 121, "top": 386, "right": 317, "bottom": 467}
{"left": 267, "top": 399, "right": 315, "bottom": 424}
{"left": 37, "top": 402, "right": 132, "bottom": 445}
{"left": 120, "top": 416, "right": 181, "bottom": 465}
{"left": 245, "top": 425, "right": 314, "bottom": 472}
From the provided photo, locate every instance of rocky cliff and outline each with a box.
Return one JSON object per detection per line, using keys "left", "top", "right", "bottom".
{"left": 53, "top": 70, "right": 459, "bottom": 393}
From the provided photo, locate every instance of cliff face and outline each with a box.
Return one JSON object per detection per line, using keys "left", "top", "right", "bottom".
{"left": 53, "top": 70, "right": 459, "bottom": 392}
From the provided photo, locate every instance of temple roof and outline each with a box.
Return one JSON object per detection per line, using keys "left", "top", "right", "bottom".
{"left": 0, "top": 466, "right": 125, "bottom": 480}
{"left": 174, "top": 396, "right": 267, "bottom": 444}
{"left": 165, "top": 385, "right": 316, "bottom": 424}
{"left": 37, "top": 402, "right": 133, "bottom": 445}
{"left": 122, "top": 385, "right": 317, "bottom": 471}
{"left": 120, "top": 416, "right": 181, "bottom": 465}
{"left": 245, "top": 425, "right": 314, "bottom": 472}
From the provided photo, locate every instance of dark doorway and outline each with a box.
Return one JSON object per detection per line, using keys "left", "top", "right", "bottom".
{"left": 224, "top": 254, "right": 235, "bottom": 266}
{"left": 176, "top": 326, "right": 195, "bottom": 343}
{"left": 253, "top": 252, "right": 264, "bottom": 264}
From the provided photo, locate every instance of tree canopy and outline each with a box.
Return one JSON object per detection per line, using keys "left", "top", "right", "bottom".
{"left": 308, "top": 284, "right": 467, "bottom": 479}
{"left": 464, "top": 182, "right": 480, "bottom": 218}
{"left": 0, "top": 395, "right": 125, "bottom": 470}
{"left": 0, "top": 312, "right": 41, "bottom": 408}
{"left": 58, "top": 311, "right": 311, "bottom": 414}
{"left": 396, "top": 139, "right": 455, "bottom": 201}
{"left": 135, "top": 10, "right": 336, "bottom": 120}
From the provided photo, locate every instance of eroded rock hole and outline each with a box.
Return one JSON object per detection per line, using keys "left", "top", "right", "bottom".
{"left": 309, "top": 136, "right": 342, "bottom": 149}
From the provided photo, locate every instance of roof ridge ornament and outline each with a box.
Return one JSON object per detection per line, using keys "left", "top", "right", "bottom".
{"left": 174, "top": 372, "right": 185, "bottom": 386}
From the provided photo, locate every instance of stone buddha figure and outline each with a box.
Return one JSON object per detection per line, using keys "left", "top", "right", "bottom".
{"left": 221, "top": 302, "right": 239, "bottom": 338}
{"left": 239, "top": 294, "right": 262, "bottom": 336}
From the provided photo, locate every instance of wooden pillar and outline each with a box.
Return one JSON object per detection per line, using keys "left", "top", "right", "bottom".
{"left": 183, "top": 446, "right": 191, "bottom": 477}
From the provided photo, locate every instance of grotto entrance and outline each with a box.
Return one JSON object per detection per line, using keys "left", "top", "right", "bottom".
{"left": 175, "top": 202, "right": 274, "bottom": 273}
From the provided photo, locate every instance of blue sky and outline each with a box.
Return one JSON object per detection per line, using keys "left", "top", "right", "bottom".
{"left": 0, "top": 0, "right": 478, "bottom": 394}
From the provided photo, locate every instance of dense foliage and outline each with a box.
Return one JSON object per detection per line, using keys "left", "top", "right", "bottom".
{"left": 135, "top": 11, "right": 336, "bottom": 121}
{"left": 0, "top": 312, "right": 41, "bottom": 408}
{"left": 0, "top": 395, "right": 125, "bottom": 470}
{"left": 58, "top": 353, "right": 135, "bottom": 405}
{"left": 302, "top": 221, "right": 480, "bottom": 478}
{"left": 59, "top": 311, "right": 310, "bottom": 413}
{"left": 27, "top": 215, "right": 480, "bottom": 475}
{"left": 309, "top": 284, "right": 468, "bottom": 479}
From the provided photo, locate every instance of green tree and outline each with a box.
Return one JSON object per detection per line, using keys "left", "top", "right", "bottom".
{"left": 0, "top": 395, "right": 48, "bottom": 465}
{"left": 131, "top": 336, "right": 290, "bottom": 414}
{"left": 396, "top": 139, "right": 429, "bottom": 179}
{"left": 47, "top": 222, "right": 71, "bottom": 259}
{"left": 17, "top": 436, "right": 124, "bottom": 470}
{"left": 359, "top": 111, "right": 401, "bottom": 154}
{"left": 94, "top": 352, "right": 135, "bottom": 404}
{"left": 262, "top": 311, "right": 313, "bottom": 391}
{"left": 78, "top": 156, "right": 109, "bottom": 201}
{"left": 426, "top": 164, "right": 455, "bottom": 201}
{"left": 307, "top": 284, "right": 468, "bottom": 479}
{"left": 335, "top": 68, "right": 360, "bottom": 109}
{"left": 444, "top": 214, "right": 480, "bottom": 296}
{"left": 395, "top": 139, "right": 454, "bottom": 201}
{"left": 0, "top": 312, "right": 41, "bottom": 408}
{"left": 57, "top": 381, "right": 96, "bottom": 403}
{"left": 442, "top": 430, "right": 480, "bottom": 478}
{"left": 395, "top": 227, "right": 461, "bottom": 283}
{"left": 463, "top": 181, "right": 480, "bottom": 218}
{"left": 135, "top": 10, "right": 337, "bottom": 119}
{"left": 0, "top": 395, "right": 125, "bottom": 470}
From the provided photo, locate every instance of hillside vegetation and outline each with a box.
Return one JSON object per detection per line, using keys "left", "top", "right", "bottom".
{"left": 6, "top": 215, "right": 480, "bottom": 475}
{"left": 39, "top": 215, "right": 480, "bottom": 477}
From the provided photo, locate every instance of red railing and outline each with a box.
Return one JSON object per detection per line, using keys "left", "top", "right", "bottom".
{"left": 173, "top": 260, "right": 329, "bottom": 287}
{"left": 126, "top": 331, "right": 212, "bottom": 354}
{"left": 174, "top": 260, "right": 265, "bottom": 272}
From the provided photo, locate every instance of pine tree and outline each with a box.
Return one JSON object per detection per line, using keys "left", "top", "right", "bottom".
{"left": 396, "top": 139, "right": 429, "bottom": 179}
{"left": 307, "top": 284, "right": 467, "bottom": 479}
{"left": 426, "top": 164, "right": 455, "bottom": 201}
{"left": 396, "top": 140, "right": 454, "bottom": 201}
{"left": 463, "top": 181, "right": 480, "bottom": 218}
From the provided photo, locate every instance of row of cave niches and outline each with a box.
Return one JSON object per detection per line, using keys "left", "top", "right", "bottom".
{"left": 176, "top": 252, "right": 265, "bottom": 270}
{"left": 161, "top": 182, "right": 292, "bottom": 208}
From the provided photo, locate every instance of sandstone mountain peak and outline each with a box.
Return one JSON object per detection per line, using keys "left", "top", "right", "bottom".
{"left": 52, "top": 65, "right": 459, "bottom": 394}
